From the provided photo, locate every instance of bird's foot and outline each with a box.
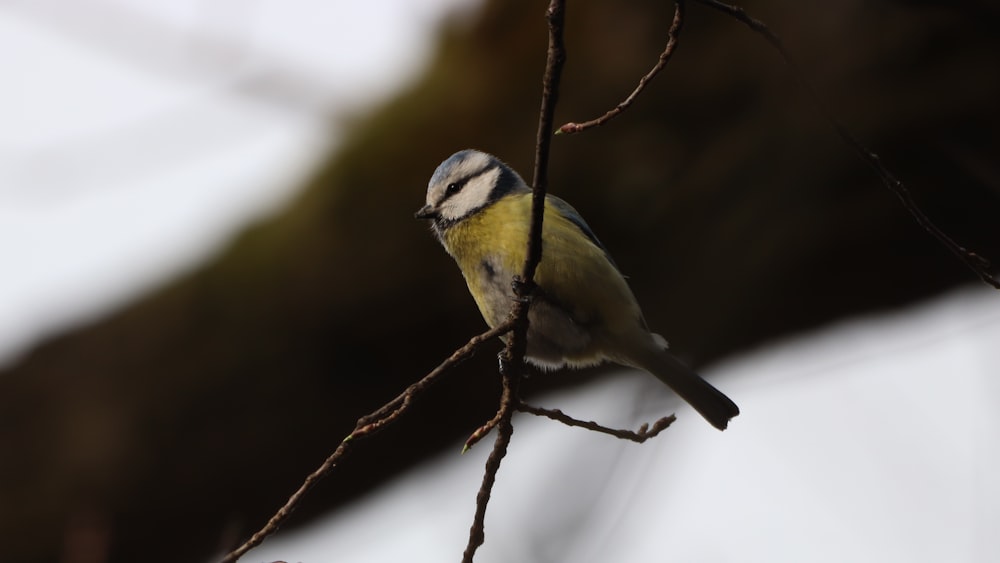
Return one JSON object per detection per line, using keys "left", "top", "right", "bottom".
{"left": 511, "top": 275, "right": 535, "bottom": 304}
{"left": 497, "top": 351, "right": 511, "bottom": 376}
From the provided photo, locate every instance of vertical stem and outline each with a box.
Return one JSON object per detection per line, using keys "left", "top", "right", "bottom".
{"left": 459, "top": 369, "right": 518, "bottom": 563}
{"left": 524, "top": 0, "right": 567, "bottom": 286}
{"left": 461, "top": 1, "right": 568, "bottom": 561}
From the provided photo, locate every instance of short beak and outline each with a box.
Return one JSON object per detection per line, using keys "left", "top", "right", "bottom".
{"left": 414, "top": 205, "right": 436, "bottom": 220}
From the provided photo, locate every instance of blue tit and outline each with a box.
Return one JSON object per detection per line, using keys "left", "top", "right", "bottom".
{"left": 415, "top": 149, "right": 739, "bottom": 430}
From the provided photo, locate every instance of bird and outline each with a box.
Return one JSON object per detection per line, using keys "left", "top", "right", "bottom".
{"left": 415, "top": 149, "right": 739, "bottom": 430}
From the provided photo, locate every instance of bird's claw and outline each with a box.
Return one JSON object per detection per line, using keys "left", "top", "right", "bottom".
{"left": 511, "top": 275, "right": 535, "bottom": 304}
{"left": 497, "top": 352, "right": 511, "bottom": 376}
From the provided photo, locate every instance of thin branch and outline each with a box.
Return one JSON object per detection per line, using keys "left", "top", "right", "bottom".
{"left": 463, "top": 406, "right": 506, "bottom": 454}
{"left": 518, "top": 403, "right": 676, "bottom": 442}
{"left": 219, "top": 320, "right": 514, "bottom": 563}
{"left": 460, "top": 360, "right": 519, "bottom": 563}
{"left": 690, "top": 0, "right": 998, "bottom": 289}
{"left": 461, "top": 1, "right": 568, "bottom": 561}
{"left": 557, "top": 0, "right": 686, "bottom": 135}
{"left": 526, "top": 1, "right": 569, "bottom": 283}
{"left": 835, "top": 128, "right": 998, "bottom": 289}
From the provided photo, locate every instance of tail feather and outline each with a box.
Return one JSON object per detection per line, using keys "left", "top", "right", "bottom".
{"left": 629, "top": 344, "right": 739, "bottom": 431}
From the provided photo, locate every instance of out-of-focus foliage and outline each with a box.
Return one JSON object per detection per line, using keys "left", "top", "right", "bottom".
{"left": 1, "top": 1, "right": 998, "bottom": 561}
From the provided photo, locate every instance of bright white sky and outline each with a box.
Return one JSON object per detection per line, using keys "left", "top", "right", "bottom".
{"left": 0, "top": 0, "right": 477, "bottom": 366}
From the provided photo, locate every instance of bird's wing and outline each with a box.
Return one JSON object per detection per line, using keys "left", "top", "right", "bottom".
{"left": 546, "top": 195, "right": 619, "bottom": 270}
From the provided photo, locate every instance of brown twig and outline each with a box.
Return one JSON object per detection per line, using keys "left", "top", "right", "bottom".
{"left": 219, "top": 320, "right": 514, "bottom": 563}
{"left": 557, "top": 0, "right": 686, "bottom": 135}
{"left": 835, "top": 129, "right": 998, "bottom": 289}
{"left": 690, "top": 0, "right": 998, "bottom": 289}
{"left": 461, "top": 1, "right": 568, "bottom": 561}
{"left": 463, "top": 405, "right": 506, "bottom": 453}
{"left": 518, "top": 403, "right": 676, "bottom": 442}
{"left": 460, "top": 359, "right": 520, "bottom": 563}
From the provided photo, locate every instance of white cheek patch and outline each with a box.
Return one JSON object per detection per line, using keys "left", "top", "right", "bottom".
{"left": 439, "top": 167, "right": 500, "bottom": 221}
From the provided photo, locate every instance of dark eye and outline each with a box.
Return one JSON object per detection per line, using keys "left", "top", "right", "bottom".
{"left": 446, "top": 182, "right": 462, "bottom": 196}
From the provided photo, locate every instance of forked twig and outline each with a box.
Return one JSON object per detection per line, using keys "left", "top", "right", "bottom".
{"left": 219, "top": 320, "right": 514, "bottom": 563}
{"left": 460, "top": 357, "right": 520, "bottom": 563}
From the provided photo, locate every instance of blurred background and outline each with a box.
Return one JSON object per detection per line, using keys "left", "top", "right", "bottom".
{"left": 1, "top": 0, "right": 998, "bottom": 562}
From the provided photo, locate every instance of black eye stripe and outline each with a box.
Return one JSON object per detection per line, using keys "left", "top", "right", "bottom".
{"left": 439, "top": 165, "right": 498, "bottom": 204}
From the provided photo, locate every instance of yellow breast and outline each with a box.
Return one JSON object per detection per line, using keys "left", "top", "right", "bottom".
{"left": 441, "top": 193, "right": 643, "bottom": 338}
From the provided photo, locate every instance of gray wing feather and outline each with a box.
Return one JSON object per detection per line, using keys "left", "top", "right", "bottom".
{"left": 547, "top": 195, "right": 619, "bottom": 269}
